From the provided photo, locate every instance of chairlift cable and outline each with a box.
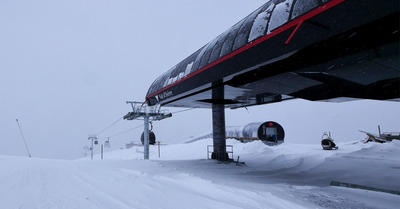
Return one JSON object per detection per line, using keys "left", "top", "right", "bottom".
{"left": 171, "top": 108, "right": 196, "bottom": 114}
{"left": 107, "top": 124, "right": 144, "bottom": 138}
{"left": 96, "top": 107, "right": 193, "bottom": 140}
{"left": 96, "top": 116, "right": 124, "bottom": 136}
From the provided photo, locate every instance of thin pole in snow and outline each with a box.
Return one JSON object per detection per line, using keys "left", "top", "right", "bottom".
{"left": 143, "top": 114, "right": 150, "bottom": 160}
{"left": 101, "top": 144, "right": 103, "bottom": 160}
{"left": 16, "top": 119, "right": 32, "bottom": 158}
{"left": 158, "top": 141, "right": 160, "bottom": 158}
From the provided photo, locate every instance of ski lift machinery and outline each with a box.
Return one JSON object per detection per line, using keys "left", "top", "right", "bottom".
{"left": 124, "top": 101, "right": 172, "bottom": 160}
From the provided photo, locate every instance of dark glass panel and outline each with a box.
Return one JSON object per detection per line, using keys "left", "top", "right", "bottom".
{"left": 248, "top": 2, "right": 274, "bottom": 42}
{"left": 232, "top": 6, "right": 264, "bottom": 51}
{"left": 291, "top": 0, "right": 320, "bottom": 20}
{"left": 267, "top": 0, "right": 294, "bottom": 34}
{"left": 198, "top": 37, "right": 220, "bottom": 69}
{"left": 191, "top": 44, "right": 209, "bottom": 72}
{"left": 219, "top": 18, "right": 246, "bottom": 58}
{"left": 208, "top": 31, "right": 230, "bottom": 64}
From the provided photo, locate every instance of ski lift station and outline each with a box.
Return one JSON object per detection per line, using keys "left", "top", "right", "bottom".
{"left": 127, "top": 0, "right": 399, "bottom": 161}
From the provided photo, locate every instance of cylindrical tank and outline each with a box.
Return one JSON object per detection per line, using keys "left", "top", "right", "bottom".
{"left": 227, "top": 121, "right": 284, "bottom": 146}
{"left": 141, "top": 131, "right": 156, "bottom": 145}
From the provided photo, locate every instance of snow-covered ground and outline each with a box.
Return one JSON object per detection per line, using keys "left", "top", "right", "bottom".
{"left": 1, "top": 139, "right": 399, "bottom": 209}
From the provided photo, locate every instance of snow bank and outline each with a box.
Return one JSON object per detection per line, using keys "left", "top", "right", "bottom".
{"left": 1, "top": 139, "right": 399, "bottom": 209}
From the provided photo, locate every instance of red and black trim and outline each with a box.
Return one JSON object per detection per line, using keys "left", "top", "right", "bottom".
{"left": 145, "top": 0, "right": 399, "bottom": 108}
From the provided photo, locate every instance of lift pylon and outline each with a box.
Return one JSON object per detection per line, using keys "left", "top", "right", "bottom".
{"left": 123, "top": 101, "right": 172, "bottom": 160}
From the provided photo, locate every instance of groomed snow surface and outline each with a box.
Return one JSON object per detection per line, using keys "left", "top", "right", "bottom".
{"left": 1, "top": 139, "right": 399, "bottom": 209}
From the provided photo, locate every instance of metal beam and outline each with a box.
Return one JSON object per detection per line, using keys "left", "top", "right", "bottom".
{"left": 211, "top": 84, "right": 228, "bottom": 161}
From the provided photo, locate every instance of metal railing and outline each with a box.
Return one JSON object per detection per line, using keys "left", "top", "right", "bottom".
{"left": 207, "top": 145, "right": 233, "bottom": 160}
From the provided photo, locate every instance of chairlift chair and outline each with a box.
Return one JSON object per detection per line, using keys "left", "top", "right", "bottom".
{"left": 321, "top": 132, "right": 338, "bottom": 150}
{"left": 104, "top": 140, "right": 110, "bottom": 148}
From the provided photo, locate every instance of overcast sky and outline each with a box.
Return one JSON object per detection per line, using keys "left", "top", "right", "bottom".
{"left": 1, "top": 0, "right": 399, "bottom": 159}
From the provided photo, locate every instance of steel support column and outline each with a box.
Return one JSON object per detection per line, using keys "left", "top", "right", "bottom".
{"left": 143, "top": 114, "right": 150, "bottom": 160}
{"left": 124, "top": 101, "right": 172, "bottom": 160}
{"left": 211, "top": 84, "right": 228, "bottom": 161}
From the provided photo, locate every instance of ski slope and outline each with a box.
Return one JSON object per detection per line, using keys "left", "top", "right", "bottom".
{"left": 0, "top": 139, "right": 399, "bottom": 209}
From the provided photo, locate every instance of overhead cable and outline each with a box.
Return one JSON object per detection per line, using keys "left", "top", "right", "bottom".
{"left": 108, "top": 124, "right": 144, "bottom": 138}
{"left": 96, "top": 116, "right": 123, "bottom": 136}
{"left": 95, "top": 107, "right": 195, "bottom": 140}
{"left": 171, "top": 108, "right": 196, "bottom": 114}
